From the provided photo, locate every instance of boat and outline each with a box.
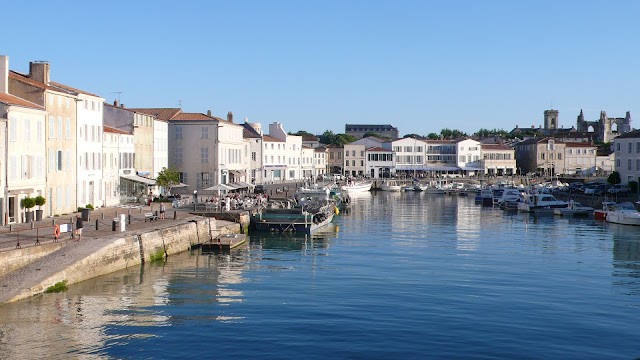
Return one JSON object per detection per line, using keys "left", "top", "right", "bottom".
{"left": 496, "top": 188, "right": 524, "bottom": 209}
{"left": 380, "top": 180, "right": 402, "bottom": 191}
{"left": 340, "top": 180, "right": 372, "bottom": 193}
{"left": 251, "top": 188, "right": 336, "bottom": 233}
{"left": 517, "top": 193, "right": 569, "bottom": 213}
{"left": 413, "top": 182, "right": 428, "bottom": 192}
{"left": 553, "top": 200, "right": 594, "bottom": 216}
{"left": 605, "top": 202, "right": 640, "bottom": 226}
{"left": 478, "top": 188, "right": 494, "bottom": 206}
{"left": 201, "top": 234, "right": 247, "bottom": 253}
{"left": 594, "top": 201, "right": 617, "bottom": 221}
{"left": 401, "top": 184, "right": 415, "bottom": 191}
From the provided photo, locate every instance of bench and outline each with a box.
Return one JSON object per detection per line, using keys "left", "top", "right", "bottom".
{"left": 144, "top": 213, "right": 158, "bottom": 222}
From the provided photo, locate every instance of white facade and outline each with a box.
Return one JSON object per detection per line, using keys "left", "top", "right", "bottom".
{"left": 77, "top": 93, "right": 105, "bottom": 208}
{"left": 217, "top": 120, "right": 247, "bottom": 185}
{"left": 152, "top": 119, "right": 168, "bottom": 180}
{"left": 313, "top": 147, "right": 327, "bottom": 179}
{"left": 613, "top": 131, "right": 640, "bottom": 184}
{"left": 244, "top": 122, "right": 264, "bottom": 184}
{"left": 343, "top": 144, "right": 366, "bottom": 177}
{"left": 267, "top": 122, "right": 302, "bottom": 180}
{"left": 456, "top": 139, "right": 483, "bottom": 175}
{"left": 480, "top": 144, "right": 516, "bottom": 176}
{"left": 263, "top": 136, "right": 287, "bottom": 181}
{"left": 387, "top": 137, "right": 426, "bottom": 173}
{"left": 563, "top": 143, "right": 597, "bottom": 176}
{"left": 2, "top": 102, "right": 47, "bottom": 223}
{"left": 301, "top": 146, "right": 315, "bottom": 179}
{"left": 365, "top": 147, "right": 395, "bottom": 178}
{"left": 102, "top": 127, "right": 134, "bottom": 207}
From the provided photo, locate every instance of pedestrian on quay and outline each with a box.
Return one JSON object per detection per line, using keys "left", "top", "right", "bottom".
{"left": 75, "top": 214, "right": 83, "bottom": 241}
{"left": 159, "top": 202, "right": 166, "bottom": 220}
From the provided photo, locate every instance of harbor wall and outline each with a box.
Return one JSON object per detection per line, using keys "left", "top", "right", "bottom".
{"left": 0, "top": 242, "right": 66, "bottom": 278}
{"left": 3, "top": 218, "right": 241, "bottom": 304}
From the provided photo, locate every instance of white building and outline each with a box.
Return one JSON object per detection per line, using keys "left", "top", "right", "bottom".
{"left": 456, "top": 139, "right": 483, "bottom": 176}
{"left": 152, "top": 118, "right": 168, "bottom": 180}
{"left": 344, "top": 143, "right": 367, "bottom": 177}
{"left": 314, "top": 147, "right": 328, "bottom": 179}
{"left": 385, "top": 137, "right": 426, "bottom": 176}
{"left": 563, "top": 142, "right": 597, "bottom": 176}
{"left": 480, "top": 144, "right": 516, "bottom": 176}
{"left": 263, "top": 135, "right": 287, "bottom": 182}
{"left": 612, "top": 129, "right": 640, "bottom": 184}
{"left": 365, "top": 147, "right": 395, "bottom": 178}
{"left": 267, "top": 122, "right": 302, "bottom": 180}
{"left": 242, "top": 121, "right": 264, "bottom": 185}
{"left": 301, "top": 146, "right": 315, "bottom": 180}
{"left": 102, "top": 126, "right": 133, "bottom": 206}
{"left": 77, "top": 92, "right": 105, "bottom": 208}
{"left": 0, "top": 92, "right": 47, "bottom": 223}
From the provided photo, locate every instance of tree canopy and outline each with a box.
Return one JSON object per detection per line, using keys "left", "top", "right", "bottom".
{"left": 319, "top": 130, "right": 357, "bottom": 146}
{"left": 156, "top": 167, "right": 181, "bottom": 194}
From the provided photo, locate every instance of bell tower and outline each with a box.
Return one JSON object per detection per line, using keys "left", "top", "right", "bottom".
{"left": 544, "top": 109, "right": 559, "bottom": 131}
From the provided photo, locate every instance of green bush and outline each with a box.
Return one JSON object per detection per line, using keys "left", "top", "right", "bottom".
{"left": 85, "top": 204, "right": 94, "bottom": 210}
{"left": 34, "top": 196, "right": 46, "bottom": 207}
{"left": 21, "top": 197, "right": 36, "bottom": 209}
{"left": 629, "top": 181, "right": 638, "bottom": 193}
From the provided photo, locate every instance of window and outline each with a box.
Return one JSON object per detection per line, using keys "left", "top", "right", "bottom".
{"left": 201, "top": 147, "right": 209, "bottom": 164}
{"left": 57, "top": 150, "right": 63, "bottom": 171}
{"left": 616, "top": 143, "right": 621, "bottom": 151}
{"left": 24, "top": 118, "right": 30, "bottom": 142}
{"left": 202, "top": 127, "right": 209, "bottom": 139}
{"left": 175, "top": 127, "right": 183, "bottom": 139}
{"left": 49, "top": 116, "right": 55, "bottom": 139}
{"left": 628, "top": 159, "right": 632, "bottom": 171}
{"left": 251, "top": 152, "right": 256, "bottom": 161}
{"left": 201, "top": 172, "right": 210, "bottom": 187}
{"left": 629, "top": 143, "right": 633, "bottom": 154}
{"left": 9, "top": 116, "right": 17, "bottom": 142}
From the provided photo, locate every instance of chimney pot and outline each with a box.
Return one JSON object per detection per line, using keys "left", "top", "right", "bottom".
{"left": 207, "top": 110, "right": 212, "bottom": 116}
{"left": 227, "top": 111, "right": 233, "bottom": 123}
{"left": 114, "top": 100, "right": 119, "bottom": 107}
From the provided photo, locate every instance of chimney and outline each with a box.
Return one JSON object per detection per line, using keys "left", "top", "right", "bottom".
{"left": 114, "top": 99, "right": 119, "bottom": 107}
{"left": 120, "top": 103, "right": 125, "bottom": 108}
{"left": 0, "top": 55, "right": 8, "bottom": 94}
{"left": 29, "top": 61, "right": 50, "bottom": 85}
{"left": 227, "top": 111, "right": 233, "bottom": 123}
{"left": 244, "top": 117, "right": 249, "bottom": 123}
{"left": 207, "top": 110, "right": 211, "bottom": 116}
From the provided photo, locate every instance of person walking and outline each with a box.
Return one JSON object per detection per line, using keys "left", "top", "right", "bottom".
{"left": 159, "top": 202, "right": 166, "bottom": 220}
{"left": 75, "top": 214, "right": 83, "bottom": 241}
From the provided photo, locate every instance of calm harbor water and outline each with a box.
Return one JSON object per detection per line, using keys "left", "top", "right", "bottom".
{"left": 1, "top": 192, "right": 640, "bottom": 359}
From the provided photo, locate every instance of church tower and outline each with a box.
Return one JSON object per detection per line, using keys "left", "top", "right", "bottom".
{"left": 544, "top": 109, "right": 559, "bottom": 132}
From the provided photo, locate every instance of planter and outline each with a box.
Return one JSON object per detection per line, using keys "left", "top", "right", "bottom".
{"left": 25, "top": 211, "right": 34, "bottom": 223}
{"left": 81, "top": 208, "right": 91, "bottom": 221}
{"left": 35, "top": 209, "right": 43, "bottom": 221}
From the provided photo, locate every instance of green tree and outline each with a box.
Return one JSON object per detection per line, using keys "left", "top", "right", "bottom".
{"left": 335, "top": 133, "right": 357, "bottom": 146}
{"left": 427, "top": 133, "right": 440, "bottom": 140}
{"left": 319, "top": 130, "right": 337, "bottom": 145}
{"left": 403, "top": 133, "right": 425, "bottom": 140}
{"left": 608, "top": 171, "right": 622, "bottom": 186}
{"left": 156, "top": 167, "right": 181, "bottom": 194}
{"left": 290, "top": 131, "right": 318, "bottom": 141}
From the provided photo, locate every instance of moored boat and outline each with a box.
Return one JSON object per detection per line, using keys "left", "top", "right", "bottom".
{"left": 380, "top": 180, "right": 402, "bottom": 191}
{"left": 341, "top": 180, "right": 372, "bottom": 193}
{"left": 553, "top": 200, "right": 594, "bottom": 216}
{"left": 605, "top": 202, "right": 640, "bottom": 226}
{"left": 517, "top": 193, "right": 569, "bottom": 213}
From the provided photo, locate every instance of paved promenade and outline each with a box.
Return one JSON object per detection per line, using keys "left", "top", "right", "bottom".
{"left": 0, "top": 203, "right": 235, "bottom": 304}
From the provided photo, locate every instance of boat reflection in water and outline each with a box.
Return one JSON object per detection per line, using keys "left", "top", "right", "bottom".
{"left": 249, "top": 223, "right": 340, "bottom": 252}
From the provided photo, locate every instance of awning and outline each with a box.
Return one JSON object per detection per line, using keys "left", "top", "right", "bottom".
{"left": 204, "top": 184, "right": 234, "bottom": 191}
{"left": 264, "top": 165, "right": 287, "bottom": 169}
{"left": 121, "top": 174, "right": 156, "bottom": 186}
{"left": 236, "top": 181, "right": 254, "bottom": 188}
{"left": 423, "top": 165, "right": 460, "bottom": 171}
{"left": 8, "top": 188, "right": 34, "bottom": 195}
{"left": 459, "top": 166, "right": 484, "bottom": 171}
{"left": 173, "top": 183, "right": 189, "bottom": 188}
{"left": 230, "top": 182, "right": 252, "bottom": 189}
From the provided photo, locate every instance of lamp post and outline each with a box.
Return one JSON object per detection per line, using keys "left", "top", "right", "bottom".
{"left": 193, "top": 190, "right": 197, "bottom": 210}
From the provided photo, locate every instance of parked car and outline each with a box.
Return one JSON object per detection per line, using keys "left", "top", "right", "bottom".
{"left": 254, "top": 184, "right": 266, "bottom": 194}
{"left": 608, "top": 184, "right": 631, "bottom": 195}
{"left": 584, "top": 184, "right": 607, "bottom": 196}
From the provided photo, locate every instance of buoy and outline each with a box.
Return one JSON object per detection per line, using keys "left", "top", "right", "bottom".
{"left": 334, "top": 206, "right": 339, "bottom": 215}
{"left": 53, "top": 225, "right": 60, "bottom": 240}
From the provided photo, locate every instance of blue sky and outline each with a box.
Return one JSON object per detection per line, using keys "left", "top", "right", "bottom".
{"left": 3, "top": 1, "right": 639, "bottom": 137}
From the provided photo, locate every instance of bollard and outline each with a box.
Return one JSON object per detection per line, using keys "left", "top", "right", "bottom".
{"left": 102, "top": 213, "right": 104, "bottom": 220}
{"left": 112, "top": 219, "right": 117, "bottom": 231}
{"left": 128, "top": 214, "right": 131, "bottom": 224}
{"left": 115, "top": 210, "right": 118, "bottom": 217}
{"left": 173, "top": 211, "right": 177, "bottom": 219}
{"left": 9, "top": 224, "right": 12, "bottom": 232}
{"left": 52, "top": 219, "right": 56, "bottom": 226}
{"left": 95, "top": 219, "right": 99, "bottom": 230}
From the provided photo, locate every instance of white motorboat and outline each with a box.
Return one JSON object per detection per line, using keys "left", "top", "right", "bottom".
{"left": 413, "top": 183, "right": 428, "bottom": 191}
{"left": 341, "top": 181, "right": 372, "bottom": 193}
{"left": 517, "top": 193, "right": 569, "bottom": 213}
{"left": 605, "top": 202, "right": 640, "bottom": 226}
{"left": 553, "top": 200, "right": 594, "bottom": 216}
{"left": 380, "top": 180, "right": 402, "bottom": 191}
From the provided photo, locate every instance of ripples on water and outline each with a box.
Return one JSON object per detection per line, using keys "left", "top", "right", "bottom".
{"left": 1, "top": 192, "right": 640, "bottom": 359}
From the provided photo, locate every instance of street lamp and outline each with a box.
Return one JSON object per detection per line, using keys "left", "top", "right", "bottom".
{"left": 193, "top": 190, "right": 198, "bottom": 210}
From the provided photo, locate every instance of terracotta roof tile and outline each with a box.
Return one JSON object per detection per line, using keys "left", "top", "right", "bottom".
{"left": 367, "top": 146, "right": 392, "bottom": 152}
{"left": 263, "top": 135, "right": 284, "bottom": 142}
{"left": 481, "top": 144, "right": 513, "bottom": 150}
{"left": 104, "top": 126, "right": 132, "bottom": 135}
{"left": 564, "top": 142, "right": 595, "bottom": 148}
{"left": 9, "top": 71, "right": 100, "bottom": 97}
{"left": 0, "top": 92, "right": 44, "bottom": 110}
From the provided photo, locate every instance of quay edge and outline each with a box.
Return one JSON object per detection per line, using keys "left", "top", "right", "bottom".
{"left": 0, "top": 217, "right": 241, "bottom": 305}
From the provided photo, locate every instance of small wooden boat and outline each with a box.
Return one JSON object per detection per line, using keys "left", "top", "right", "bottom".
{"left": 201, "top": 234, "right": 247, "bottom": 253}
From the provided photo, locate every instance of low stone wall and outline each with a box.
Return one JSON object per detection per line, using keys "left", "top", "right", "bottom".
{"left": 0, "top": 242, "right": 66, "bottom": 278}
{"left": 2, "top": 218, "right": 241, "bottom": 304}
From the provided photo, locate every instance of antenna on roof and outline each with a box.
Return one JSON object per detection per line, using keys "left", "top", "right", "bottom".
{"left": 177, "top": 99, "right": 182, "bottom": 108}
{"left": 111, "top": 91, "right": 123, "bottom": 103}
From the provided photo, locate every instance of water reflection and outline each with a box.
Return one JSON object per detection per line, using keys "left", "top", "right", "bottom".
{"left": 611, "top": 225, "right": 640, "bottom": 295}
{"left": 0, "top": 248, "right": 250, "bottom": 358}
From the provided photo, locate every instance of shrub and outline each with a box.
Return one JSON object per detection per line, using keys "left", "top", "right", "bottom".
{"left": 629, "top": 181, "right": 638, "bottom": 194}
{"left": 85, "top": 204, "right": 94, "bottom": 210}
{"left": 21, "top": 197, "right": 36, "bottom": 209}
{"left": 34, "top": 196, "right": 46, "bottom": 207}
